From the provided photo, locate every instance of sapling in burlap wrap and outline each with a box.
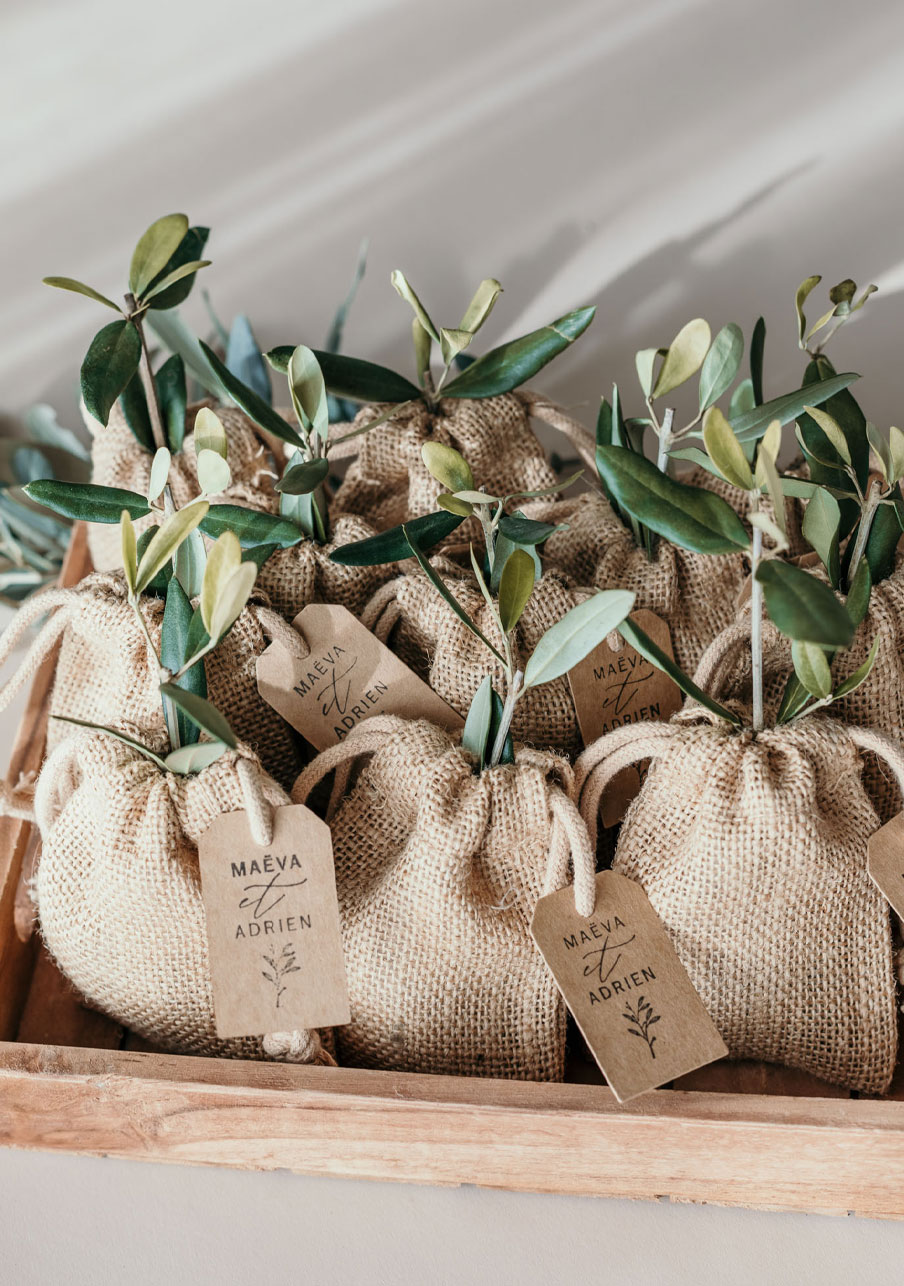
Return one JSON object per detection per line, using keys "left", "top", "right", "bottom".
{"left": 331, "top": 391, "right": 563, "bottom": 547}
{"left": 254, "top": 513, "right": 394, "bottom": 620}
{"left": 33, "top": 729, "right": 333, "bottom": 1063}
{"left": 86, "top": 400, "right": 277, "bottom": 571}
{"left": 0, "top": 571, "right": 303, "bottom": 790}
{"left": 362, "top": 564, "right": 590, "bottom": 755}
{"left": 575, "top": 709, "right": 902, "bottom": 1093}
{"left": 292, "top": 715, "right": 596, "bottom": 1079}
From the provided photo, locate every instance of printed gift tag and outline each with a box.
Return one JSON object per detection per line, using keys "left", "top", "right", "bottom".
{"left": 567, "top": 610, "right": 682, "bottom": 826}
{"left": 868, "top": 812, "right": 904, "bottom": 918}
{"left": 257, "top": 602, "right": 463, "bottom": 751}
{"left": 531, "top": 870, "right": 727, "bottom": 1102}
{"left": 198, "top": 803, "right": 350, "bottom": 1039}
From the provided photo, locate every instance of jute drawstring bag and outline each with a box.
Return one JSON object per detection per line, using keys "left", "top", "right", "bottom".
{"left": 331, "top": 391, "right": 583, "bottom": 547}
{"left": 0, "top": 572, "right": 302, "bottom": 789}
{"left": 254, "top": 512, "right": 395, "bottom": 621}
{"left": 291, "top": 714, "right": 596, "bottom": 1079}
{"left": 575, "top": 708, "right": 902, "bottom": 1093}
{"left": 33, "top": 728, "right": 333, "bottom": 1063}
{"left": 87, "top": 401, "right": 277, "bottom": 571}
{"left": 361, "top": 566, "right": 590, "bottom": 755}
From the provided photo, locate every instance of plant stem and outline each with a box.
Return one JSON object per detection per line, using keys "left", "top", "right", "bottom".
{"left": 125, "top": 292, "right": 175, "bottom": 518}
{"left": 656, "top": 407, "right": 675, "bottom": 474}
{"left": 750, "top": 517, "right": 764, "bottom": 733}
{"left": 847, "top": 477, "right": 881, "bottom": 585}
{"left": 489, "top": 668, "right": 523, "bottom": 766}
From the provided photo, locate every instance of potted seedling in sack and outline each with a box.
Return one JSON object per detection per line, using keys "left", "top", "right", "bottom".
{"left": 575, "top": 405, "right": 900, "bottom": 1095}
{"left": 265, "top": 272, "right": 596, "bottom": 543}
{"left": 291, "top": 539, "right": 634, "bottom": 1078}
{"left": 44, "top": 214, "right": 277, "bottom": 570}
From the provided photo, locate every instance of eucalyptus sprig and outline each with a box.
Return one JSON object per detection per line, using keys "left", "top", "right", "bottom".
{"left": 401, "top": 527, "right": 635, "bottom": 768}
{"left": 265, "top": 272, "right": 596, "bottom": 414}
{"left": 44, "top": 214, "right": 210, "bottom": 454}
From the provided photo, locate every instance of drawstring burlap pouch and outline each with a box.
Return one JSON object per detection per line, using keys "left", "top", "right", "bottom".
{"left": 0, "top": 572, "right": 303, "bottom": 789}
{"left": 330, "top": 391, "right": 583, "bottom": 548}
{"left": 86, "top": 400, "right": 278, "bottom": 571}
{"left": 291, "top": 714, "right": 596, "bottom": 1079}
{"left": 361, "top": 565, "right": 590, "bottom": 755}
{"left": 33, "top": 728, "right": 333, "bottom": 1063}
{"left": 575, "top": 709, "right": 902, "bottom": 1093}
{"left": 254, "top": 513, "right": 395, "bottom": 621}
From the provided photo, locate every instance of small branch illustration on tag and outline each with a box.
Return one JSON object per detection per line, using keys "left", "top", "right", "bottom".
{"left": 261, "top": 942, "right": 301, "bottom": 1009}
{"left": 622, "top": 995, "right": 660, "bottom": 1059}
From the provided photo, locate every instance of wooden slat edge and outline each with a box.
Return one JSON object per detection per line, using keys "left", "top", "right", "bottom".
{"left": 0, "top": 1044, "right": 903, "bottom": 1216}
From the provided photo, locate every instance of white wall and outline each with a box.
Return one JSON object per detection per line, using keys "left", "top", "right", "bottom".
{"left": 3, "top": 1, "right": 904, "bottom": 1280}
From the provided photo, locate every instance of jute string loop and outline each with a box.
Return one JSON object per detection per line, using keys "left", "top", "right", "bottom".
{"left": 0, "top": 588, "right": 73, "bottom": 713}
{"left": 574, "top": 722, "right": 678, "bottom": 848}
{"left": 517, "top": 391, "right": 597, "bottom": 473}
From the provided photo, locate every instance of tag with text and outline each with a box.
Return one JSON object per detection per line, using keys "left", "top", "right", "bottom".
{"left": 868, "top": 812, "right": 904, "bottom": 919}
{"left": 257, "top": 602, "right": 463, "bottom": 751}
{"left": 567, "top": 610, "right": 682, "bottom": 826}
{"left": 198, "top": 803, "right": 350, "bottom": 1039}
{"left": 531, "top": 870, "right": 727, "bottom": 1102}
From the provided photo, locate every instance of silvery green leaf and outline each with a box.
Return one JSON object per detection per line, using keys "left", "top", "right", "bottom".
{"left": 635, "top": 348, "right": 661, "bottom": 398}
{"left": 163, "top": 741, "right": 228, "bottom": 774}
{"left": 731, "top": 373, "right": 859, "bottom": 444}
{"left": 523, "top": 589, "right": 635, "bottom": 689}
{"left": 199, "top": 505, "right": 305, "bottom": 549}
{"left": 618, "top": 616, "right": 741, "bottom": 725}
{"left": 158, "top": 683, "right": 237, "bottom": 748}
{"left": 51, "top": 717, "right": 169, "bottom": 770}
{"left": 226, "top": 315, "right": 272, "bottom": 406}
{"left": 698, "top": 323, "right": 743, "bottom": 413}
{"left": 652, "top": 319, "right": 711, "bottom": 399}
{"left": 440, "top": 327, "right": 473, "bottom": 367}
{"left": 668, "top": 446, "right": 724, "bottom": 477}
{"left": 889, "top": 425, "right": 904, "bottom": 482}
{"left": 491, "top": 530, "right": 541, "bottom": 592}
{"left": 135, "top": 500, "right": 209, "bottom": 594}
{"left": 200, "top": 343, "right": 304, "bottom": 450}
{"left": 24, "top": 404, "right": 90, "bottom": 462}
{"left": 421, "top": 442, "right": 474, "bottom": 493}
{"left": 161, "top": 576, "right": 205, "bottom": 746}
{"left": 288, "top": 345, "right": 329, "bottom": 439}
{"left": 452, "top": 490, "right": 500, "bottom": 505}
{"left": 196, "top": 448, "right": 232, "bottom": 495}
{"left": 791, "top": 640, "right": 832, "bottom": 698}
{"left": 498, "top": 548, "right": 535, "bottom": 634}
{"left": 147, "top": 447, "right": 171, "bottom": 504}
{"left": 174, "top": 526, "right": 206, "bottom": 598}
{"left": 496, "top": 513, "right": 560, "bottom": 545}
{"left": 146, "top": 311, "right": 228, "bottom": 400}
{"left": 193, "top": 407, "right": 228, "bottom": 460}
{"left": 866, "top": 422, "right": 892, "bottom": 481}
{"left": 459, "top": 279, "right": 503, "bottom": 334}
{"left": 390, "top": 270, "right": 439, "bottom": 341}
{"left": 42, "top": 276, "right": 121, "bottom": 313}
{"left": 729, "top": 378, "right": 755, "bottom": 419}
{"left": 794, "top": 275, "right": 821, "bottom": 346}
{"left": 754, "top": 426, "right": 787, "bottom": 542}
{"left": 505, "top": 470, "right": 584, "bottom": 503}
{"left": 412, "top": 319, "right": 432, "bottom": 386}
{"left": 851, "top": 284, "right": 878, "bottom": 313}
{"left": 461, "top": 675, "right": 494, "bottom": 767}
{"left": 200, "top": 531, "right": 242, "bottom": 634}
{"left": 834, "top": 635, "right": 881, "bottom": 698}
{"left": 806, "top": 306, "right": 836, "bottom": 341}
{"left": 701, "top": 406, "right": 753, "bottom": 490}
{"left": 129, "top": 214, "right": 189, "bottom": 298}
{"left": 207, "top": 560, "right": 257, "bottom": 644}
{"left": 804, "top": 405, "right": 851, "bottom": 466}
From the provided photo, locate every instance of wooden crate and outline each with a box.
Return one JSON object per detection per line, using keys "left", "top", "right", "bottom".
{"left": 2, "top": 525, "right": 904, "bottom": 1219}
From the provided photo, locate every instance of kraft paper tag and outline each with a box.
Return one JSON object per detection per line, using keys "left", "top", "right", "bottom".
{"left": 868, "top": 813, "right": 904, "bottom": 919}
{"left": 531, "top": 871, "right": 727, "bottom": 1102}
{"left": 257, "top": 603, "right": 463, "bottom": 751}
{"left": 566, "top": 610, "right": 682, "bottom": 826}
{"left": 198, "top": 803, "right": 350, "bottom": 1039}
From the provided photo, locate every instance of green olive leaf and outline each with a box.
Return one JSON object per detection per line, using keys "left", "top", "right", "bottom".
{"left": 200, "top": 343, "right": 305, "bottom": 450}
{"left": 867, "top": 422, "right": 892, "bottom": 481}
{"left": 135, "top": 500, "right": 209, "bottom": 594}
{"left": 754, "top": 424, "right": 787, "bottom": 543}
{"left": 144, "top": 226, "right": 210, "bottom": 312}
{"left": 617, "top": 615, "right": 741, "bottom": 725}
{"left": 275, "top": 456, "right": 330, "bottom": 496}
{"left": 51, "top": 717, "right": 169, "bottom": 771}
{"left": 845, "top": 556, "right": 872, "bottom": 628}
{"left": 141, "top": 260, "right": 210, "bottom": 305}
{"left": 459, "top": 278, "right": 503, "bottom": 334}
{"left": 635, "top": 348, "right": 664, "bottom": 398}
{"left": 806, "top": 306, "right": 836, "bottom": 342}
{"left": 196, "top": 448, "right": 231, "bottom": 496}
{"left": 163, "top": 741, "right": 228, "bottom": 775}
{"left": 852, "top": 284, "right": 879, "bottom": 313}
{"left": 80, "top": 320, "right": 142, "bottom": 426}
{"left": 437, "top": 493, "right": 474, "bottom": 517}
{"left": 834, "top": 635, "right": 881, "bottom": 698}
{"left": 595, "top": 445, "right": 751, "bottom": 554}
{"left": 25, "top": 479, "right": 150, "bottom": 524}
{"left": 888, "top": 426, "right": 904, "bottom": 482}
{"left": 802, "top": 488, "right": 842, "bottom": 588}
{"left": 651, "top": 319, "right": 711, "bottom": 400}
{"left": 390, "top": 270, "right": 439, "bottom": 341}
{"left": 147, "top": 447, "right": 171, "bottom": 504}
{"left": 288, "top": 345, "right": 329, "bottom": 439}
{"left": 803, "top": 405, "right": 852, "bottom": 466}
{"left": 161, "top": 576, "right": 204, "bottom": 746}
{"left": 200, "top": 505, "right": 305, "bottom": 549}
{"left": 729, "top": 377, "right": 756, "bottom": 419}
{"left": 522, "top": 589, "right": 635, "bottom": 689}
{"left": 129, "top": 214, "right": 190, "bottom": 299}
{"left": 42, "top": 277, "right": 121, "bottom": 312}
{"left": 267, "top": 347, "right": 422, "bottom": 404}
{"left": 701, "top": 406, "right": 754, "bottom": 490}
{"left": 120, "top": 510, "right": 138, "bottom": 595}
{"left": 791, "top": 640, "right": 833, "bottom": 698}
{"left": 461, "top": 674, "right": 494, "bottom": 768}
{"left": 750, "top": 316, "right": 766, "bottom": 405}
{"left": 698, "top": 323, "right": 743, "bottom": 413}
{"left": 496, "top": 513, "right": 560, "bottom": 545}
{"left": 421, "top": 442, "right": 474, "bottom": 493}
{"left": 207, "top": 560, "right": 257, "bottom": 644}
{"left": 795, "top": 275, "right": 821, "bottom": 346}
{"left": 755, "top": 558, "right": 854, "bottom": 647}
{"left": 402, "top": 526, "right": 506, "bottom": 666}
{"left": 193, "top": 407, "right": 228, "bottom": 460}
{"left": 159, "top": 683, "right": 237, "bottom": 748}
{"left": 441, "top": 306, "right": 596, "bottom": 399}
{"left": 498, "top": 548, "right": 535, "bottom": 634}
{"left": 730, "top": 372, "right": 860, "bottom": 444}
{"left": 440, "top": 328, "right": 473, "bottom": 367}
{"left": 155, "top": 354, "right": 187, "bottom": 453}
{"left": 412, "top": 319, "right": 432, "bottom": 387}
{"left": 200, "top": 531, "right": 242, "bottom": 634}
{"left": 330, "top": 508, "right": 465, "bottom": 566}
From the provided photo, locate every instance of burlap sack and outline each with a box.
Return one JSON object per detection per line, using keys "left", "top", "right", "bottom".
{"left": 0, "top": 572, "right": 303, "bottom": 790}
{"left": 33, "top": 728, "right": 333, "bottom": 1063}
{"left": 87, "top": 400, "right": 278, "bottom": 571}
{"left": 362, "top": 563, "right": 590, "bottom": 755}
{"left": 331, "top": 390, "right": 567, "bottom": 547}
{"left": 254, "top": 513, "right": 395, "bottom": 620}
{"left": 291, "top": 714, "right": 595, "bottom": 1079}
{"left": 575, "top": 710, "right": 902, "bottom": 1093}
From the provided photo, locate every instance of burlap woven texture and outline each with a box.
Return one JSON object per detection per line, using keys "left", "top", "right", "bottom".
{"left": 576, "top": 710, "right": 900, "bottom": 1093}
{"left": 331, "top": 392, "right": 558, "bottom": 543}
{"left": 34, "top": 730, "right": 332, "bottom": 1063}
{"left": 0, "top": 572, "right": 302, "bottom": 790}
{"left": 255, "top": 512, "right": 394, "bottom": 620}
{"left": 292, "top": 715, "right": 595, "bottom": 1079}
{"left": 87, "top": 400, "right": 277, "bottom": 570}
{"left": 361, "top": 564, "right": 590, "bottom": 755}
